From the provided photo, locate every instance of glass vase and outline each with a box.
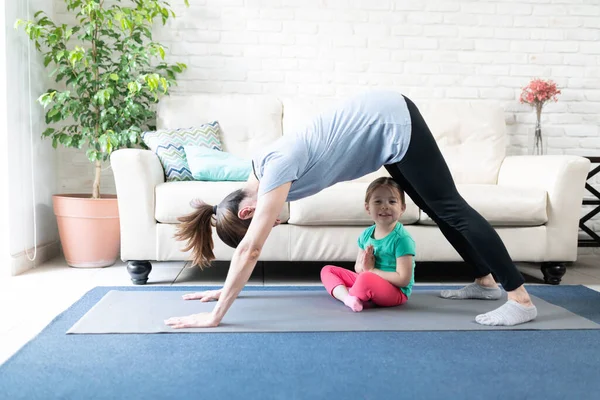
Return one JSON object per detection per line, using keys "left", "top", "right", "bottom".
{"left": 530, "top": 103, "right": 546, "bottom": 156}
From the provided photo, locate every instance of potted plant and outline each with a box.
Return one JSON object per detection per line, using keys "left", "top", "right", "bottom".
{"left": 16, "top": 0, "right": 188, "bottom": 267}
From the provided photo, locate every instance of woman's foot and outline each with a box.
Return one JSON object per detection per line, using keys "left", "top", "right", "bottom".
{"left": 440, "top": 283, "right": 502, "bottom": 300}
{"left": 440, "top": 274, "right": 503, "bottom": 300}
{"left": 476, "top": 284, "right": 536, "bottom": 326}
{"left": 475, "top": 300, "right": 537, "bottom": 326}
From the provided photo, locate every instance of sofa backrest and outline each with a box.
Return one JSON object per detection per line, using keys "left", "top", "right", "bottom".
{"left": 281, "top": 97, "right": 507, "bottom": 185}
{"left": 156, "top": 93, "right": 507, "bottom": 185}
{"left": 418, "top": 101, "right": 507, "bottom": 184}
{"left": 156, "top": 94, "right": 283, "bottom": 158}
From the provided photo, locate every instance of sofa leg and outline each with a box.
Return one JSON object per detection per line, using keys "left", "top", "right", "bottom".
{"left": 127, "top": 261, "right": 153, "bottom": 285}
{"left": 541, "top": 262, "right": 566, "bottom": 285}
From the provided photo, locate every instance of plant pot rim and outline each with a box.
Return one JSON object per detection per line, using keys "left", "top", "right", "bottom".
{"left": 52, "top": 194, "right": 117, "bottom": 200}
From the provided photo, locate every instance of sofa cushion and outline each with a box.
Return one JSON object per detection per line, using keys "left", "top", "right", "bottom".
{"left": 418, "top": 184, "right": 548, "bottom": 227}
{"left": 288, "top": 182, "right": 420, "bottom": 226}
{"left": 157, "top": 94, "right": 283, "bottom": 159}
{"left": 142, "top": 122, "right": 222, "bottom": 181}
{"left": 184, "top": 146, "right": 251, "bottom": 181}
{"left": 155, "top": 181, "right": 290, "bottom": 224}
{"left": 417, "top": 101, "right": 507, "bottom": 185}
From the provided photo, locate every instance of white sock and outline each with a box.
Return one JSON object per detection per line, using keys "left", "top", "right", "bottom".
{"left": 343, "top": 295, "right": 363, "bottom": 312}
{"left": 475, "top": 300, "right": 537, "bottom": 326}
{"left": 440, "top": 283, "right": 502, "bottom": 300}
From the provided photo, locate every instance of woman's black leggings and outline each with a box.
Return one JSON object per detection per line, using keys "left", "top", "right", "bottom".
{"left": 385, "top": 96, "right": 525, "bottom": 292}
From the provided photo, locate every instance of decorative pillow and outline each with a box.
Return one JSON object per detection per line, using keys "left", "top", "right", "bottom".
{"left": 142, "top": 122, "right": 222, "bottom": 181}
{"left": 184, "top": 145, "right": 252, "bottom": 182}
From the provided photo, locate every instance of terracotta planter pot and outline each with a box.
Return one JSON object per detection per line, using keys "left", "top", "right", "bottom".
{"left": 52, "top": 194, "right": 120, "bottom": 268}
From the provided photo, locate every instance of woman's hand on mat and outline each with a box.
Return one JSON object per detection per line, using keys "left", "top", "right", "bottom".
{"left": 182, "top": 289, "right": 222, "bottom": 302}
{"left": 164, "top": 312, "right": 219, "bottom": 329}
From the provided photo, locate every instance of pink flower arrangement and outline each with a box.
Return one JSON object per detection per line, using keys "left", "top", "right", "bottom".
{"left": 519, "top": 78, "right": 561, "bottom": 155}
{"left": 519, "top": 78, "right": 561, "bottom": 108}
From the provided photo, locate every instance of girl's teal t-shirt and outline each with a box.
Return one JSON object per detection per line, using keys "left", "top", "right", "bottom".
{"left": 358, "top": 222, "right": 416, "bottom": 297}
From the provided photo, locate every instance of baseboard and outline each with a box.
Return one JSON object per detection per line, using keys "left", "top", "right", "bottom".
{"left": 10, "top": 241, "right": 62, "bottom": 276}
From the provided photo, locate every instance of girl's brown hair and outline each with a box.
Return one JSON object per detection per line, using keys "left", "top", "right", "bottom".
{"left": 175, "top": 189, "right": 251, "bottom": 268}
{"left": 365, "top": 177, "right": 406, "bottom": 205}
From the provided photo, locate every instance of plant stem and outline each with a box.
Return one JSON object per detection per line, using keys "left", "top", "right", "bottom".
{"left": 93, "top": 160, "right": 101, "bottom": 199}
{"left": 92, "top": 0, "right": 101, "bottom": 198}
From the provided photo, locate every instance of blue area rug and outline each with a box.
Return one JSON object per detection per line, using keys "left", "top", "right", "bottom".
{"left": 1, "top": 285, "right": 600, "bottom": 400}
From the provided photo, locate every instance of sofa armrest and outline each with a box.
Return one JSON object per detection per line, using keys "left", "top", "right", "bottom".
{"left": 497, "top": 155, "right": 591, "bottom": 261}
{"left": 110, "top": 149, "right": 165, "bottom": 261}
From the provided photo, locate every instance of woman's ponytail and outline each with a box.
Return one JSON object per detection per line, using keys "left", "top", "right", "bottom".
{"left": 175, "top": 189, "right": 252, "bottom": 268}
{"left": 175, "top": 200, "right": 216, "bottom": 269}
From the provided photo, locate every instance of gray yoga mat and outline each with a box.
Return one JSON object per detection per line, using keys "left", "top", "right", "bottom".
{"left": 67, "top": 289, "right": 600, "bottom": 334}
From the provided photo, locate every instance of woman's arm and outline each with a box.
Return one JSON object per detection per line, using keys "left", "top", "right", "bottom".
{"left": 165, "top": 182, "right": 291, "bottom": 329}
{"left": 211, "top": 182, "right": 291, "bottom": 323}
{"left": 367, "top": 255, "right": 413, "bottom": 288}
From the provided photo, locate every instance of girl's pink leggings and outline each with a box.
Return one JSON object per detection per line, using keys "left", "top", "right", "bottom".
{"left": 320, "top": 265, "right": 408, "bottom": 307}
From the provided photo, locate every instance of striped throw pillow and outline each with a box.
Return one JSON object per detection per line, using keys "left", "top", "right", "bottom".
{"left": 142, "top": 122, "right": 222, "bottom": 181}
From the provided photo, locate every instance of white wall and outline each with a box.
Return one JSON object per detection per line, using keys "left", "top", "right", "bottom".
{"left": 53, "top": 0, "right": 600, "bottom": 244}
{"left": 1, "top": 0, "right": 10, "bottom": 277}
{"left": 5, "top": 0, "right": 59, "bottom": 272}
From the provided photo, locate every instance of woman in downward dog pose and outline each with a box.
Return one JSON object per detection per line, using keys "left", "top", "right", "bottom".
{"left": 165, "top": 90, "right": 537, "bottom": 329}
{"left": 320, "top": 178, "right": 415, "bottom": 312}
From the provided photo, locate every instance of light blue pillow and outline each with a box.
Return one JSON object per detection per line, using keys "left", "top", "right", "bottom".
{"left": 184, "top": 145, "right": 252, "bottom": 182}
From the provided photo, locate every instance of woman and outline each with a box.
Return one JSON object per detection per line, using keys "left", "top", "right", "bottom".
{"left": 164, "top": 90, "right": 537, "bottom": 329}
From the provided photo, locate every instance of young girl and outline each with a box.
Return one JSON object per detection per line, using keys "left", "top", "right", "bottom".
{"left": 320, "top": 177, "right": 416, "bottom": 312}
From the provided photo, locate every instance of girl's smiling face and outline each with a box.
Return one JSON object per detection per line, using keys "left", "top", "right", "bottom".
{"left": 365, "top": 185, "right": 405, "bottom": 225}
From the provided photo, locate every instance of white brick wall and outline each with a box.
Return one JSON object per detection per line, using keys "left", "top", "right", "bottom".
{"left": 54, "top": 0, "right": 600, "bottom": 249}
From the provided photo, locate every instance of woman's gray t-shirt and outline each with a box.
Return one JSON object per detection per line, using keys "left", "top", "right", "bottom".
{"left": 252, "top": 90, "right": 412, "bottom": 202}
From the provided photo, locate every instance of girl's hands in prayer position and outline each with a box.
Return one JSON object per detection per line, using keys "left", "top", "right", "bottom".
{"left": 359, "top": 245, "right": 375, "bottom": 272}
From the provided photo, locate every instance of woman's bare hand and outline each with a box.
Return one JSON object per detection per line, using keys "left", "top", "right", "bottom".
{"left": 181, "top": 289, "right": 222, "bottom": 302}
{"left": 164, "top": 312, "right": 219, "bottom": 329}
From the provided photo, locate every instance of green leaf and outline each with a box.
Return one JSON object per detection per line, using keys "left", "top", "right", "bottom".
{"left": 42, "top": 128, "right": 55, "bottom": 137}
{"left": 160, "top": 77, "right": 168, "bottom": 93}
{"left": 158, "top": 46, "right": 165, "bottom": 60}
{"left": 14, "top": 19, "right": 25, "bottom": 30}
{"left": 184, "top": 0, "right": 190, "bottom": 6}
{"left": 37, "top": 91, "right": 56, "bottom": 108}
{"left": 86, "top": 148, "right": 97, "bottom": 162}
{"left": 51, "top": 109, "right": 63, "bottom": 122}
{"left": 109, "top": 73, "right": 119, "bottom": 81}
{"left": 127, "top": 81, "right": 138, "bottom": 93}
{"left": 59, "top": 134, "right": 72, "bottom": 146}
{"left": 47, "top": 108, "right": 59, "bottom": 119}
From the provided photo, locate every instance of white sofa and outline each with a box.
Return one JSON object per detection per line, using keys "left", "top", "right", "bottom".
{"left": 110, "top": 93, "right": 591, "bottom": 285}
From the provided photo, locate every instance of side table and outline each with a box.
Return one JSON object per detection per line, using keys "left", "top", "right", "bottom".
{"left": 579, "top": 156, "right": 600, "bottom": 247}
